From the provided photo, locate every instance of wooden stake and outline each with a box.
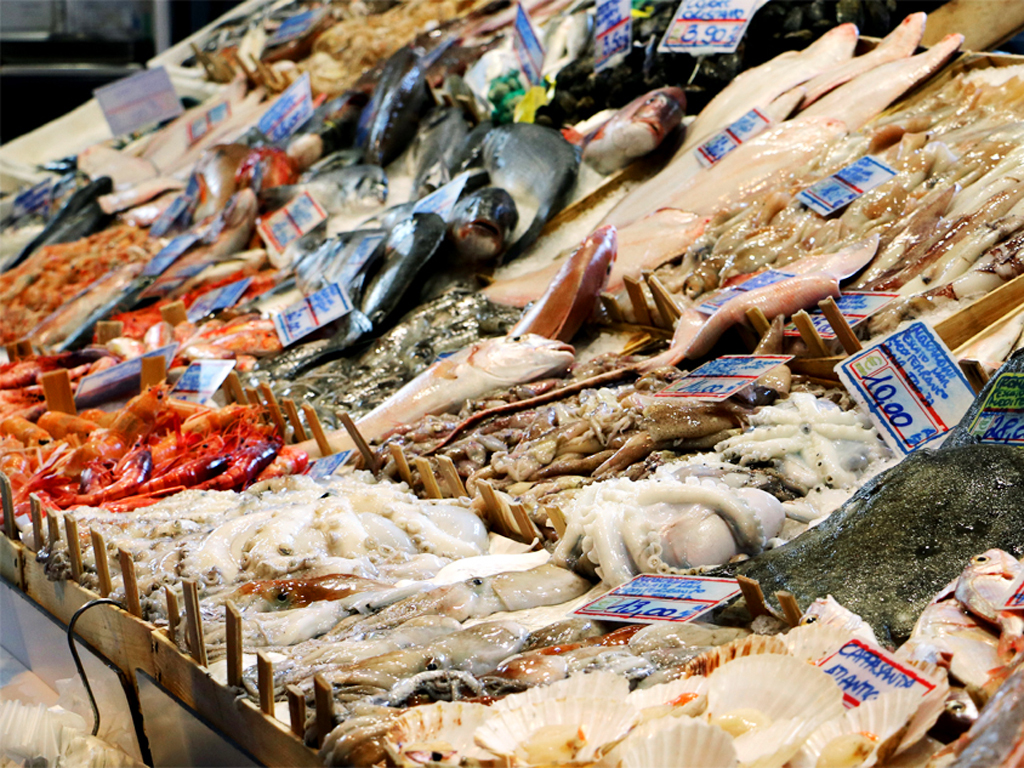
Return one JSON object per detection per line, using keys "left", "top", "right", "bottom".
{"left": 96, "top": 321, "right": 124, "bottom": 344}
{"left": 182, "top": 579, "right": 208, "bottom": 667}
{"left": 545, "top": 505, "right": 566, "bottom": 538}
{"left": 165, "top": 586, "right": 180, "bottom": 643}
{"left": 244, "top": 387, "right": 262, "bottom": 407}
{"left": 118, "top": 548, "right": 142, "bottom": 618}
{"left": 140, "top": 355, "right": 167, "bottom": 390}
{"left": 313, "top": 674, "right": 333, "bottom": 748}
{"left": 282, "top": 398, "right": 308, "bottom": 442}
{"left": 16, "top": 340, "right": 33, "bottom": 358}
{"left": 389, "top": 444, "right": 414, "bottom": 486}
{"left": 29, "top": 495, "right": 44, "bottom": 552}
{"left": 0, "top": 471, "right": 16, "bottom": 541}
{"left": 792, "top": 310, "right": 830, "bottom": 358}
{"left": 737, "top": 575, "right": 772, "bottom": 620}
{"left": 646, "top": 274, "right": 682, "bottom": 326}
{"left": 414, "top": 457, "right": 443, "bottom": 499}
{"left": 47, "top": 503, "right": 61, "bottom": 549}
{"left": 224, "top": 371, "right": 246, "bottom": 406}
{"left": 301, "top": 403, "right": 333, "bottom": 457}
{"left": 477, "top": 480, "right": 513, "bottom": 536}
{"left": 257, "top": 651, "right": 275, "bottom": 715}
{"left": 41, "top": 370, "right": 76, "bottom": 415}
{"left": 600, "top": 293, "right": 624, "bottom": 323}
{"left": 818, "top": 297, "right": 862, "bottom": 355}
{"left": 437, "top": 455, "right": 467, "bottom": 498}
{"left": 259, "top": 383, "right": 289, "bottom": 440}
{"left": 91, "top": 529, "right": 112, "bottom": 597}
{"left": 286, "top": 685, "right": 306, "bottom": 739}
{"left": 160, "top": 301, "right": 188, "bottom": 327}
{"left": 959, "top": 359, "right": 991, "bottom": 396}
{"left": 340, "top": 412, "right": 377, "bottom": 473}
{"left": 509, "top": 503, "right": 541, "bottom": 545}
{"left": 623, "top": 276, "right": 654, "bottom": 327}
{"left": 775, "top": 590, "right": 803, "bottom": 627}
{"left": 226, "top": 602, "right": 243, "bottom": 688}
{"left": 63, "top": 514, "right": 83, "bottom": 582}
{"left": 4, "top": 343, "right": 18, "bottom": 361}
{"left": 745, "top": 307, "right": 772, "bottom": 339}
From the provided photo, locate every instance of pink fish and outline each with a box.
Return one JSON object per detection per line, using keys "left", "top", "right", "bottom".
{"left": 582, "top": 87, "right": 686, "bottom": 175}
{"left": 954, "top": 549, "right": 1024, "bottom": 657}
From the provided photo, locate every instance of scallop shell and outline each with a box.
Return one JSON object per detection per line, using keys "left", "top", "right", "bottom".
{"left": 384, "top": 702, "right": 495, "bottom": 767}
{"left": 681, "top": 634, "right": 789, "bottom": 678}
{"left": 474, "top": 697, "right": 638, "bottom": 766}
{"left": 784, "top": 623, "right": 856, "bottom": 663}
{"left": 617, "top": 718, "right": 738, "bottom": 768}
{"left": 492, "top": 671, "right": 630, "bottom": 713}
{"left": 626, "top": 675, "right": 708, "bottom": 712}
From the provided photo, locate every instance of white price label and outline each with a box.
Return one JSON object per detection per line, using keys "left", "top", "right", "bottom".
{"left": 12, "top": 179, "right": 53, "bottom": 219}
{"left": 258, "top": 73, "right": 314, "bottom": 142}
{"left": 783, "top": 291, "right": 898, "bottom": 339}
{"left": 171, "top": 360, "right": 236, "bottom": 404}
{"left": 817, "top": 639, "right": 942, "bottom": 709}
{"left": 576, "top": 575, "right": 741, "bottom": 623}
{"left": 695, "top": 108, "right": 771, "bottom": 167}
{"left": 967, "top": 371, "right": 1024, "bottom": 446}
{"left": 308, "top": 450, "right": 354, "bottom": 478}
{"left": 274, "top": 283, "right": 353, "bottom": 347}
{"left": 659, "top": 0, "right": 764, "bottom": 55}
{"left": 187, "top": 100, "right": 232, "bottom": 145}
{"left": 257, "top": 191, "right": 328, "bottom": 253}
{"left": 94, "top": 67, "right": 184, "bottom": 137}
{"left": 513, "top": 3, "right": 545, "bottom": 85}
{"left": 656, "top": 355, "right": 793, "bottom": 400}
{"left": 412, "top": 172, "right": 470, "bottom": 220}
{"left": 74, "top": 344, "right": 178, "bottom": 409}
{"left": 187, "top": 277, "right": 253, "bottom": 323}
{"left": 798, "top": 156, "right": 898, "bottom": 216}
{"left": 595, "top": 0, "right": 632, "bottom": 72}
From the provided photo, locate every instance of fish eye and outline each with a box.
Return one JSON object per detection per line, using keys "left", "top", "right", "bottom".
{"left": 973, "top": 555, "right": 989, "bottom": 564}
{"left": 510, "top": 336, "right": 522, "bottom": 342}
{"left": 947, "top": 702, "right": 965, "bottom": 713}
{"left": 470, "top": 578, "right": 484, "bottom": 586}
{"left": 276, "top": 591, "right": 289, "bottom": 602}
{"left": 800, "top": 615, "right": 818, "bottom": 625}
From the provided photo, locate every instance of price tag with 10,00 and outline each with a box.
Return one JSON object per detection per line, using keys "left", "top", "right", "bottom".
{"left": 170, "top": 360, "right": 236, "bottom": 404}
{"left": 659, "top": 0, "right": 766, "bottom": 55}
{"left": 594, "top": 0, "right": 632, "bottom": 73}
{"left": 575, "top": 574, "right": 742, "bottom": 623}
{"left": 274, "top": 283, "right": 354, "bottom": 347}
{"left": 967, "top": 371, "right": 1024, "bottom": 446}
{"left": 656, "top": 355, "right": 793, "bottom": 400}
{"left": 513, "top": 3, "right": 545, "bottom": 86}
{"left": 837, "top": 321, "right": 975, "bottom": 456}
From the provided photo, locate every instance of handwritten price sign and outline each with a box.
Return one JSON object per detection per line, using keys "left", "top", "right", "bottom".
{"left": 576, "top": 575, "right": 741, "bottom": 624}
{"left": 595, "top": 0, "right": 632, "bottom": 72}
{"left": 968, "top": 372, "right": 1024, "bottom": 445}
{"left": 659, "top": 0, "right": 765, "bottom": 54}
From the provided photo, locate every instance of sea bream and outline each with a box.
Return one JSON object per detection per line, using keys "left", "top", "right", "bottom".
{"left": 581, "top": 87, "right": 686, "bottom": 175}
{"left": 954, "top": 550, "right": 1024, "bottom": 657}
{"left": 447, "top": 187, "right": 519, "bottom": 266}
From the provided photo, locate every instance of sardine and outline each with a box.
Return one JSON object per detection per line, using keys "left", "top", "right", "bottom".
{"left": 448, "top": 187, "right": 519, "bottom": 265}
{"left": 582, "top": 87, "right": 686, "bottom": 175}
{"left": 360, "top": 47, "right": 430, "bottom": 166}
{"left": 412, "top": 107, "right": 470, "bottom": 198}
{"left": 260, "top": 165, "right": 388, "bottom": 215}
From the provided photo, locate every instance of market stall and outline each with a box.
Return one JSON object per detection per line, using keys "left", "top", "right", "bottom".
{"left": 1, "top": 1, "right": 1023, "bottom": 766}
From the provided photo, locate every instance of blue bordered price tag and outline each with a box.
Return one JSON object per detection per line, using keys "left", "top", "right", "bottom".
{"left": 94, "top": 67, "right": 184, "bottom": 137}
{"left": 695, "top": 108, "right": 771, "bottom": 167}
{"left": 274, "top": 283, "right": 353, "bottom": 347}
{"left": 798, "top": 156, "right": 897, "bottom": 216}
{"left": 12, "top": 178, "right": 53, "bottom": 219}
{"left": 513, "top": 3, "right": 545, "bottom": 85}
{"left": 150, "top": 173, "right": 200, "bottom": 239}
{"left": 595, "top": 0, "right": 632, "bottom": 72}
{"left": 266, "top": 8, "right": 326, "bottom": 47}
{"left": 142, "top": 233, "right": 199, "bottom": 277}
{"left": 308, "top": 450, "right": 354, "bottom": 479}
{"left": 783, "top": 291, "right": 898, "bottom": 339}
{"left": 187, "top": 277, "right": 253, "bottom": 323}
{"left": 817, "top": 639, "right": 941, "bottom": 709}
{"left": 412, "top": 172, "right": 470, "bottom": 220}
{"left": 656, "top": 355, "right": 793, "bottom": 400}
{"left": 837, "top": 321, "right": 975, "bottom": 456}
{"left": 337, "top": 232, "right": 386, "bottom": 287}
{"left": 1004, "top": 572, "right": 1024, "bottom": 611}
{"left": 74, "top": 344, "right": 179, "bottom": 409}
{"left": 698, "top": 269, "right": 796, "bottom": 314}
{"left": 187, "top": 100, "right": 232, "bottom": 145}
{"left": 967, "top": 371, "right": 1024, "bottom": 445}
{"left": 170, "top": 360, "right": 236, "bottom": 404}
{"left": 258, "top": 72, "right": 314, "bottom": 142}
{"left": 576, "top": 575, "right": 741, "bottom": 623}
{"left": 659, "top": 0, "right": 764, "bottom": 54}
{"left": 257, "top": 191, "right": 328, "bottom": 254}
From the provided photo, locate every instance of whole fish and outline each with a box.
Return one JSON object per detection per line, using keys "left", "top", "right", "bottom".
{"left": 954, "top": 550, "right": 1024, "bottom": 657}
{"left": 931, "top": 664, "right": 1024, "bottom": 767}
{"left": 360, "top": 47, "right": 430, "bottom": 166}
{"left": 299, "top": 333, "right": 575, "bottom": 457}
{"left": 98, "top": 177, "right": 186, "bottom": 214}
{"left": 299, "top": 148, "right": 365, "bottom": 181}
{"left": 481, "top": 123, "right": 580, "bottom": 262}
{"left": 582, "top": 87, "right": 686, "bottom": 175}
{"left": 260, "top": 165, "right": 388, "bottom": 215}
{"left": 412, "top": 107, "right": 470, "bottom": 197}
{"left": 192, "top": 143, "right": 249, "bottom": 220}
{"left": 77, "top": 144, "right": 157, "bottom": 188}
{"left": 448, "top": 187, "right": 519, "bottom": 265}
{"left": 228, "top": 573, "right": 393, "bottom": 611}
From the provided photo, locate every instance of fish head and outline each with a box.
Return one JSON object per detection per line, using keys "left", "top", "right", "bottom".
{"left": 629, "top": 87, "right": 686, "bottom": 144}
{"left": 962, "top": 549, "right": 1021, "bottom": 581}
{"left": 468, "top": 334, "right": 575, "bottom": 383}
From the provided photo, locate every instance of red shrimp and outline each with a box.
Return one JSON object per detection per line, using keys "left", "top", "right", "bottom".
{"left": 192, "top": 440, "right": 280, "bottom": 492}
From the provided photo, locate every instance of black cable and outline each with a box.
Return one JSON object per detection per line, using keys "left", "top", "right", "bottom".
{"left": 66, "top": 598, "right": 123, "bottom": 737}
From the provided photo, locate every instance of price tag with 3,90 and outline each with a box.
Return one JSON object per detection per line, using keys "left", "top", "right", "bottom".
{"left": 170, "top": 360, "right": 236, "bottom": 404}
{"left": 656, "top": 355, "right": 793, "bottom": 400}
{"left": 576, "top": 575, "right": 741, "bottom": 624}
{"left": 257, "top": 72, "right": 314, "bottom": 142}
{"left": 594, "top": 0, "right": 632, "bottom": 73}
{"left": 695, "top": 108, "right": 771, "bottom": 167}
{"left": 817, "top": 639, "right": 942, "bottom": 709}
{"left": 659, "top": 0, "right": 766, "bottom": 55}
{"left": 308, "top": 450, "right": 354, "bottom": 479}
{"left": 513, "top": 3, "right": 545, "bottom": 86}
{"left": 967, "top": 371, "right": 1024, "bottom": 445}
{"left": 798, "top": 156, "right": 897, "bottom": 216}
{"left": 257, "top": 191, "right": 328, "bottom": 254}
{"left": 274, "top": 283, "right": 353, "bottom": 347}
{"left": 837, "top": 321, "right": 975, "bottom": 456}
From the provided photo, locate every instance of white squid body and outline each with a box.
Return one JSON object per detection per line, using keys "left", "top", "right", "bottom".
{"left": 557, "top": 477, "right": 785, "bottom": 587}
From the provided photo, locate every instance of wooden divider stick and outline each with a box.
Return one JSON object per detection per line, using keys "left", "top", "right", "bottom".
{"left": 600, "top": 294, "right": 624, "bottom": 323}
{"left": 226, "top": 602, "right": 243, "bottom": 688}
{"left": 258, "top": 383, "right": 289, "bottom": 440}
{"left": 776, "top": 591, "right": 803, "bottom": 627}
{"left": 16, "top": 340, "right": 33, "bottom": 358}
{"left": 414, "top": 457, "right": 443, "bottom": 500}
{"left": 340, "top": 413, "right": 377, "bottom": 473}
{"left": 47, "top": 504, "right": 61, "bottom": 549}
{"left": 30, "top": 496, "right": 45, "bottom": 552}
{"left": 508, "top": 503, "right": 541, "bottom": 545}
{"left": 744, "top": 307, "right": 772, "bottom": 339}
{"left": 286, "top": 685, "right": 306, "bottom": 739}
{"left": 0, "top": 471, "right": 16, "bottom": 541}
{"left": 160, "top": 301, "right": 188, "bottom": 327}
{"left": 63, "top": 514, "right": 83, "bottom": 582}
{"left": 545, "top": 505, "right": 567, "bottom": 539}
{"left": 623, "top": 276, "right": 654, "bottom": 327}
{"left": 244, "top": 387, "right": 262, "bottom": 407}
{"left": 90, "top": 529, "right": 112, "bottom": 597}
{"left": 736, "top": 575, "right": 772, "bottom": 620}
{"left": 165, "top": 586, "right": 180, "bottom": 643}
{"left": 257, "top": 652, "right": 275, "bottom": 715}
{"left": 437, "top": 456, "right": 467, "bottom": 498}
{"left": 281, "top": 398, "right": 308, "bottom": 442}
{"left": 792, "top": 310, "right": 830, "bottom": 358}
{"left": 314, "top": 675, "right": 333, "bottom": 748}
{"left": 959, "top": 359, "right": 991, "bottom": 396}
{"left": 4, "top": 343, "right": 18, "bottom": 362}
{"left": 389, "top": 444, "right": 414, "bottom": 486}
{"left": 818, "top": 297, "right": 862, "bottom": 355}
{"left": 118, "top": 548, "right": 142, "bottom": 618}
{"left": 95, "top": 321, "right": 124, "bottom": 344}
{"left": 140, "top": 355, "right": 167, "bottom": 391}
{"left": 41, "top": 370, "right": 76, "bottom": 415}
{"left": 182, "top": 579, "right": 208, "bottom": 667}
{"left": 301, "top": 404, "right": 333, "bottom": 457}
{"left": 646, "top": 274, "right": 682, "bottom": 326}
{"left": 224, "top": 371, "right": 246, "bottom": 405}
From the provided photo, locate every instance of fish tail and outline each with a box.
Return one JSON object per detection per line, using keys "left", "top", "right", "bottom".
{"left": 502, "top": 213, "right": 548, "bottom": 264}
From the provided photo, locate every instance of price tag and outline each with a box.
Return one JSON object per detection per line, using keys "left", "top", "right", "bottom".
{"left": 967, "top": 371, "right": 1024, "bottom": 445}
{"left": 142, "top": 233, "right": 199, "bottom": 277}
{"left": 798, "top": 156, "right": 898, "bottom": 216}
{"left": 266, "top": 8, "right": 326, "bottom": 47}
{"left": 258, "top": 72, "right": 314, "bottom": 142}
{"left": 257, "top": 191, "right": 328, "bottom": 254}
{"left": 595, "top": 0, "right": 632, "bottom": 72}
{"left": 308, "top": 450, "right": 353, "bottom": 479}
{"left": 783, "top": 291, "right": 898, "bottom": 339}
{"left": 412, "top": 172, "right": 470, "bottom": 220}
{"left": 656, "top": 355, "right": 793, "bottom": 400}
{"left": 187, "top": 277, "right": 253, "bottom": 323}
{"left": 94, "top": 67, "right": 184, "bottom": 137}
{"left": 513, "top": 3, "right": 545, "bottom": 85}
{"left": 337, "top": 232, "right": 386, "bottom": 287}
{"left": 695, "top": 108, "right": 771, "bottom": 167}
{"left": 12, "top": 178, "right": 53, "bottom": 219}
{"left": 187, "top": 100, "right": 232, "bottom": 145}
{"left": 274, "top": 283, "right": 353, "bottom": 347}
{"left": 837, "top": 321, "right": 975, "bottom": 456}
{"left": 575, "top": 574, "right": 741, "bottom": 623}
{"left": 1004, "top": 572, "right": 1024, "bottom": 611}
{"left": 817, "top": 639, "right": 942, "bottom": 709}
{"left": 659, "top": 0, "right": 764, "bottom": 55}
{"left": 698, "top": 269, "right": 796, "bottom": 314}
{"left": 150, "top": 173, "right": 200, "bottom": 239}
{"left": 74, "top": 344, "right": 178, "bottom": 409}
{"left": 170, "top": 360, "right": 236, "bottom": 404}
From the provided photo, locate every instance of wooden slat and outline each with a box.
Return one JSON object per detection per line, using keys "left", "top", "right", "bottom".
{"left": 389, "top": 444, "right": 414, "bottom": 486}
{"left": 314, "top": 674, "right": 333, "bottom": 749}
{"left": 160, "top": 301, "right": 188, "bottom": 327}
{"left": 90, "top": 529, "right": 112, "bottom": 597}
{"left": 41, "top": 370, "right": 76, "bottom": 415}
{"left": 96, "top": 321, "right": 124, "bottom": 344}
{"left": 792, "top": 310, "right": 830, "bottom": 358}
{"left": 922, "top": 0, "right": 1024, "bottom": 52}
{"left": 0, "top": 471, "right": 16, "bottom": 542}
{"left": 745, "top": 307, "right": 772, "bottom": 339}
{"left": 225, "top": 371, "right": 246, "bottom": 405}
{"left": 287, "top": 685, "right": 306, "bottom": 739}
{"left": 414, "top": 457, "right": 443, "bottom": 500}
{"left": 182, "top": 579, "right": 208, "bottom": 668}
{"left": 623, "top": 276, "right": 653, "bottom": 327}
{"left": 29, "top": 497, "right": 45, "bottom": 552}
{"left": 301, "top": 404, "right": 333, "bottom": 457}
{"left": 776, "top": 591, "right": 803, "bottom": 627}
{"left": 282, "top": 398, "right": 308, "bottom": 442}
{"left": 939, "top": 273, "right": 1024, "bottom": 351}
{"left": 140, "top": 355, "right": 167, "bottom": 390}
{"left": 437, "top": 455, "right": 467, "bottom": 498}
{"left": 165, "top": 585, "right": 180, "bottom": 643}
{"left": 257, "top": 651, "right": 275, "bottom": 716}
{"left": 819, "top": 297, "right": 862, "bottom": 355}
{"left": 118, "top": 548, "right": 142, "bottom": 618}
{"left": 737, "top": 575, "right": 773, "bottom": 620}
{"left": 63, "top": 514, "right": 83, "bottom": 582}
{"left": 226, "top": 601, "right": 243, "bottom": 688}
{"left": 545, "top": 505, "right": 567, "bottom": 538}
{"left": 259, "top": 383, "right": 289, "bottom": 440}
{"left": 646, "top": 274, "right": 682, "bottom": 326}
{"left": 340, "top": 412, "right": 377, "bottom": 473}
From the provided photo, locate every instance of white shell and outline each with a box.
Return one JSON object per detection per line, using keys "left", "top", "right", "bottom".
{"left": 384, "top": 702, "right": 495, "bottom": 767}
{"left": 784, "top": 623, "right": 856, "bottom": 663}
{"left": 474, "top": 697, "right": 638, "bottom": 765}
{"left": 492, "top": 671, "right": 630, "bottom": 712}
{"left": 626, "top": 676, "right": 708, "bottom": 712}
{"left": 617, "top": 718, "right": 738, "bottom": 768}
